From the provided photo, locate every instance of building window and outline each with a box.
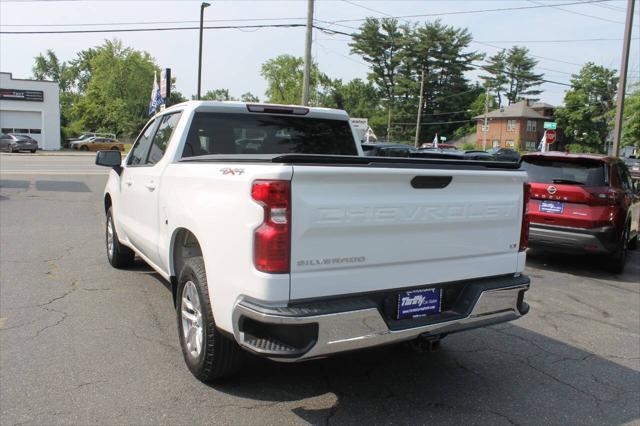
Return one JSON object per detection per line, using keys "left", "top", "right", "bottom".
{"left": 506, "top": 140, "right": 515, "bottom": 148}
{"left": 14, "top": 128, "right": 29, "bottom": 134}
{"left": 1, "top": 128, "right": 13, "bottom": 134}
{"left": 525, "top": 141, "right": 537, "bottom": 151}
{"left": 526, "top": 120, "right": 537, "bottom": 132}
{"left": 507, "top": 120, "right": 516, "bottom": 131}
{"left": 29, "top": 129, "right": 41, "bottom": 134}
{"left": 492, "top": 140, "right": 500, "bottom": 148}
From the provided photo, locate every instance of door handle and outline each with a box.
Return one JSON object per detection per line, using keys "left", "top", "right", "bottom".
{"left": 145, "top": 182, "right": 157, "bottom": 191}
{"left": 125, "top": 178, "right": 133, "bottom": 187}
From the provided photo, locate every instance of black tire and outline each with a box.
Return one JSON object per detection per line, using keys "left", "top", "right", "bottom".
{"left": 177, "top": 256, "right": 243, "bottom": 381}
{"left": 79, "top": 145, "right": 89, "bottom": 151}
{"left": 105, "top": 207, "right": 135, "bottom": 268}
{"left": 30, "top": 149, "right": 36, "bottom": 153}
{"left": 110, "top": 146, "right": 119, "bottom": 151}
{"left": 628, "top": 234, "right": 638, "bottom": 250}
{"left": 607, "top": 225, "right": 629, "bottom": 274}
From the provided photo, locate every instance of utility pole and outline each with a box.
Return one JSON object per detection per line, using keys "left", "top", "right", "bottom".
{"left": 414, "top": 69, "right": 426, "bottom": 147}
{"left": 612, "top": 0, "right": 635, "bottom": 157}
{"left": 482, "top": 88, "right": 490, "bottom": 150}
{"left": 197, "top": 2, "right": 211, "bottom": 100}
{"left": 301, "top": 0, "right": 314, "bottom": 106}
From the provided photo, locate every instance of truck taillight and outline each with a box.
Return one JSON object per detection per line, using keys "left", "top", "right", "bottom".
{"left": 251, "top": 180, "right": 291, "bottom": 273}
{"left": 520, "top": 182, "right": 531, "bottom": 252}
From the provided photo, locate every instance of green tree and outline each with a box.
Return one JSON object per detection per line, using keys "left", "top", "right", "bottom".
{"left": 350, "top": 18, "right": 403, "bottom": 141}
{"left": 68, "top": 40, "right": 158, "bottom": 138}
{"left": 200, "top": 88, "right": 237, "bottom": 101}
{"left": 240, "top": 92, "right": 260, "bottom": 102}
{"left": 32, "top": 49, "right": 73, "bottom": 92}
{"left": 621, "top": 83, "right": 640, "bottom": 151}
{"left": 406, "top": 20, "right": 483, "bottom": 143}
{"left": 328, "top": 78, "right": 382, "bottom": 118}
{"left": 453, "top": 90, "right": 498, "bottom": 139}
{"left": 481, "top": 46, "right": 543, "bottom": 105}
{"left": 480, "top": 50, "right": 509, "bottom": 107}
{"left": 260, "top": 54, "right": 330, "bottom": 105}
{"left": 555, "top": 62, "right": 618, "bottom": 153}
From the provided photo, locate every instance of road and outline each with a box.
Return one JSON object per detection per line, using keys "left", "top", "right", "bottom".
{"left": 1, "top": 153, "right": 639, "bottom": 425}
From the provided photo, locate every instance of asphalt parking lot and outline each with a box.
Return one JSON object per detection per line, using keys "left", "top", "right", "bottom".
{"left": 1, "top": 153, "right": 639, "bottom": 426}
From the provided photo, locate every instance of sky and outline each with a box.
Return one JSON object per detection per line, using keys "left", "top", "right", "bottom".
{"left": 0, "top": 0, "right": 638, "bottom": 107}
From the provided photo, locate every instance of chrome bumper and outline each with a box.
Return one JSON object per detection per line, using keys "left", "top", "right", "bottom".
{"left": 232, "top": 276, "right": 529, "bottom": 362}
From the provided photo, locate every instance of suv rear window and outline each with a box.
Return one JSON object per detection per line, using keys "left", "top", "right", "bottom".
{"left": 181, "top": 112, "right": 357, "bottom": 157}
{"left": 521, "top": 158, "right": 607, "bottom": 186}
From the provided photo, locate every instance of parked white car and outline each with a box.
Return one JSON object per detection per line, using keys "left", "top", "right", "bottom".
{"left": 96, "top": 101, "right": 531, "bottom": 381}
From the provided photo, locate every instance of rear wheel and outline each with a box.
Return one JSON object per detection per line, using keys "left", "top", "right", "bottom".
{"left": 79, "top": 145, "right": 89, "bottom": 151}
{"left": 110, "top": 146, "right": 119, "bottom": 151}
{"left": 30, "top": 149, "right": 36, "bottom": 153}
{"left": 177, "top": 256, "right": 243, "bottom": 381}
{"left": 105, "top": 207, "right": 135, "bottom": 268}
{"left": 607, "top": 225, "right": 629, "bottom": 274}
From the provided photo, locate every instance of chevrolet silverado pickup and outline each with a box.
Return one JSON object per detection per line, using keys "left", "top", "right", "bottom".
{"left": 95, "top": 101, "right": 531, "bottom": 382}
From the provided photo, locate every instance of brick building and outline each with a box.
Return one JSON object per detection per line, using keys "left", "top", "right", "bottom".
{"left": 474, "top": 100, "right": 557, "bottom": 152}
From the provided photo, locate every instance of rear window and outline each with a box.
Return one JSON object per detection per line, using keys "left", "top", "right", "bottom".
{"left": 521, "top": 158, "right": 607, "bottom": 186}
{"left": 181, "top": 112, "right": 357, "bottom": 158}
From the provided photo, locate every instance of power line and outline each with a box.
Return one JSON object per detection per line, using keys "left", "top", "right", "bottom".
{"left": 339, "top": 0, "right": 395, "bottom": 19}
{"left": 327, "top": 0, "right": 618, "bottom": 23}
{"left": 472, "top": 41, "right": 584, "bottom": 67}
{"left": 0, "top": 16, "right": 308, "bottom": 27}
{"left": 0, "top": 23, "right": 307, "bottom": 34}
{"left": 476, "top": 37, "right": 637, "bottom": 44}
{"left": 469, "top": 62, "right": 572, "bottom": 87}
{"left": 580, "top": 0, "right": 627, "bottom": 12}
{"left": 527, "top": 0, "right": 627, "bottom": 24}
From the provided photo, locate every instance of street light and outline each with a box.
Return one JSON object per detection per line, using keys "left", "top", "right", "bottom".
{"left": 197, "top": 2, "right": 211, "bottom": 100}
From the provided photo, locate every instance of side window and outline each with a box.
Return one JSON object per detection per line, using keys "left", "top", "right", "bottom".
{"left": 147, "top": 112, "right": 182, "bottom": 165}
{"left": 128, "top": 119, "right": 157, "bottom": 166}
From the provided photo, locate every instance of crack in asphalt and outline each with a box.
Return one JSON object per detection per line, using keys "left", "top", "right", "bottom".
{"left": 549, "top": 311, "right": 639, "bottom": 335}
{"left": 118, "top": 325, "right": 180, "bottom": 353}
{"left": 566, "top": 294, "right": 611, "bottom": 318}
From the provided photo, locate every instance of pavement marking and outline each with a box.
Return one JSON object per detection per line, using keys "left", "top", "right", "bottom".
{"left": 0, "top": 318, "right": 5, "bottom": 329}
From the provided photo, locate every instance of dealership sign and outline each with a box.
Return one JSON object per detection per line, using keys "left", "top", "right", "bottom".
{"left": 0, "top": 88, "right": 44, "bottom": 102}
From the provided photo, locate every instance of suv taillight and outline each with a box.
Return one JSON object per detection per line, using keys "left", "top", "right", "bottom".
{"left": 251, "top": 180, "right": 291, "bottom": 273}
{"left": 520, "top": 182, "right": 531, "bottom": 251}
{"left": 586, "top": 188, "right": 619, "bottom": 206}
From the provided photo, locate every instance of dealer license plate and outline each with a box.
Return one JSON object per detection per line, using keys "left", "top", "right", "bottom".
{"left": 539, "top": 200, "right": 564, "bottom": 214}
{"left": 397, "top": 288, "right": 442, "bottom": 320}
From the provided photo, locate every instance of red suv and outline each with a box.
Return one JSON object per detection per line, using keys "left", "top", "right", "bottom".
{"left": 521, "top": 152, "right": 640, "bottom": 273}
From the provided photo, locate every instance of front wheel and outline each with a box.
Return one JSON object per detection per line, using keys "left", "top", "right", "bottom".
{"left": 30, "top": 149, "right": 36, "bottom": 153}
{"left": 79, "top": 145, "right": 89, "bottom": 151}
{"left": 105, "top": 207, "right": 135, "bottom": 268}
{"left": 177, "top": 256, "right": 243, "bottom": 381}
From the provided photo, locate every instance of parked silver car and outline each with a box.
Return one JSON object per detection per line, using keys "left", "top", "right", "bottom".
{"left": 0, "top": 133, "right": 38, "bottom": 153}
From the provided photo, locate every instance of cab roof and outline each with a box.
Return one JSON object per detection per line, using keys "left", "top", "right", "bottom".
{"left": 160, "top": 100, "right": 349, "bottom": 121}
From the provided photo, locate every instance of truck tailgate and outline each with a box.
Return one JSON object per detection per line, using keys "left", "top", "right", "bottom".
{"left": 290, "top": 165, "right": 526, "bottom": 300}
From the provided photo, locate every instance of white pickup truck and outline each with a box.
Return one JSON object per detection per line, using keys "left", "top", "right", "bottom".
{"left": 96, "top": 101, "right": 531, "bottom": 382}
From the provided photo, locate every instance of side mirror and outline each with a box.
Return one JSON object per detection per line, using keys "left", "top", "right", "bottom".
{"left": 96, "top": 150, "right": 122, "bottom": 174}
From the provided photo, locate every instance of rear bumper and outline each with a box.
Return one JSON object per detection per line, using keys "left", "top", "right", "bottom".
{"left": 232, "top": 274, "right": 530, "bottom": 361}
{"left": 529, "top": 223, "right": 618, "bottom": 253}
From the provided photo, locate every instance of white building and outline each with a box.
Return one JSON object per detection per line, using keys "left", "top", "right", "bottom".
{"left": 0, "top": 72, "right": 61, "bottom": 150}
